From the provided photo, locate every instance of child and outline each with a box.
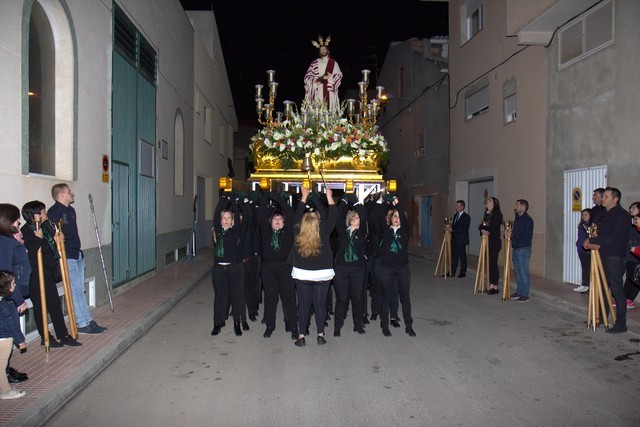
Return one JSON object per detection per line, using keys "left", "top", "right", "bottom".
{"left": 0, "top": 270, "right": 26, "bottom": 399}
{"left": 574, "top": 208, "right": 591, "bottom": 293}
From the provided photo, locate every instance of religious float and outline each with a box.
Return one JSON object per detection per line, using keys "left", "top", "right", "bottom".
{"left": 220, "top": 36, "right": 396, "bottom": 200}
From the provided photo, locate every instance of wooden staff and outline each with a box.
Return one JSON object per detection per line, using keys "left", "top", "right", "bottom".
{"left": 435, "top": 218, "right": 452, "bottom": 278}
{"left": 53, "top": 221, "right": 78, "bottom": 339}
{"left": 35, "top": 219, "right": 50, "bottom": 352}
{"left": 502, "top": 220, "right": 513, "bottom": 301}
{"left": 474, "top": 233, "right": 489, "bottom": 294}
{"left": 586, "top": 224, "right": 616, "bottom": 331}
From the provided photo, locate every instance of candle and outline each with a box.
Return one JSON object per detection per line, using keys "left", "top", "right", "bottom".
{"left": 266, "top": 70, "right": 275, "bottom": 82}
{"left": 362, "top": 69, "right": 370, "bottom": 84}
{"left": 358, "top": 81, "right": 366, "bottom": 95}
{"left": 255, "top": 84, "right": 263, "bottom": 98}
{"left": 256, "top": 97, "right": 264, "bottom": 112}
{"left": 276, "top": 111, "right": 283, "bottom": 123}
{"left": 347, "top": 99, "right": 355, "bottom": 115}
{"left": 376, "top": 85, "right": 384, "bottom": 99}
{"left": 269, "top": 82, "right": 278, "bottom": 98}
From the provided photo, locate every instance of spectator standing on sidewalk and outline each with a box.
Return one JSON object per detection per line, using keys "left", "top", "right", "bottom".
{"left": 479, "top": 197, "right": 503, "bottom": 295}
{"left": 589, "top": 188, "right": 606, "bottom": 226}
{"left": 0, "top": 271, "right": 26, "bottom": 400}
{"left": 583, "top": 187, "right": 629, "bottom": 333}
{"left": 573, "top": 208, "right": 591, "bottom": 293}
{"left": 506, "top": 199, "right": 534, "bottom": 302}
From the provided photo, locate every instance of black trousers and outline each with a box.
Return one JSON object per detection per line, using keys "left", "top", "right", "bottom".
{"left": 296, "top": 279, "right": 330, "bottom": 336}
{"left": 243, "top": 255, "right": 259, "bottom": 315}
{"left": 262, "top": 261, "right": 297, "bottom": 331}
{"left": 29, "top": 266, "right": 69, "bottom": 339}
{"left": 333, "top": 263, "right": 365, "bottom": 330}
{"left": 213, "top": 263, "right": 245, "bottom": 325}
{"left": 488, "top": 240, "right": 501, "bottom": 286}
{"left": 379, "top": 264, "right": 412, "bottom": 327}
{"left": 578, "top": 252, "right": 591, "bottom": 287}
{"left": 362, "top": 256, "right": 373, "bottom": 316}
{"left": 603, "top": 256, "right": 626, "bottom": 326}
{"left": 370, "top": 258, "right": 382, "bottom": 316}
{"left": 451, "top": 241, "right": 467, "bottom": 275}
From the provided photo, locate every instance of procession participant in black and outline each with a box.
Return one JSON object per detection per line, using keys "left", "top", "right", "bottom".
{"left": 21, "top": 201, "right": 81, "bottom": 348}
{"left": 377, "top": 197, "right": 415, "bottom": 337}
{"left": 366, "top": 195, "right": 385, "bottom": 321}
{"left": 241, "top": 195, "right": 260, "bottom": 324}
{"left": 448, "top": 200, "right": 471, "bottom": 278}
{"left": 479, "top": 197, "right": 503, "bottom": 295}
{"left": 259, "top": 190, "right": 297, "bottom": 339}
{"left": 290, "top": 186, "right": 337, "bottom": 347}
{"left": 583, "top": 187, "right": 631, "bottom": 333}
{"left": 211, "top": 194, "right": 249, "bottom": 337}
{"left": 333, "top": 193, "right": 368, "bottom": 336}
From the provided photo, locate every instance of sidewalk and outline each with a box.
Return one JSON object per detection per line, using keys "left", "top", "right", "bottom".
{"left": 0, "top": 249, "right": 213, "bottom": 427}
{"left": 1, "top": 246, "right": 638, "bottom": 425}
{"left": 413, "top": 245, "right": 640, "bottom": 332}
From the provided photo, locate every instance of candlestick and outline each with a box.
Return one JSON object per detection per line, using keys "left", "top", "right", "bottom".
{"left": 362, "top": 69, "right": 370, "bottom": 84}
{"left": 255, "top": 84, "right": 263, "bottom": 98}
{"left": 266, "top": 69, "right": 275, "bottom": 83}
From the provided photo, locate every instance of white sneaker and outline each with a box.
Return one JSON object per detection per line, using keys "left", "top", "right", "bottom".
{"left": 573, "top": 285, "right": 588, "bottom": 292}
{"left": 0, "top": 388, "right": 26, "bottom": 400}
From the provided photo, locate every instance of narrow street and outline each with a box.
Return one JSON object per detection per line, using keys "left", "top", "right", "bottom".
{"left": 47, "top": 258, "right": 639, "bottom": 426}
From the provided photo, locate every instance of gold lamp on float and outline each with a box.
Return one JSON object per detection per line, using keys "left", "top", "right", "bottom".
{"left": 219, "top": 177, "right": 233, "bottom": 192}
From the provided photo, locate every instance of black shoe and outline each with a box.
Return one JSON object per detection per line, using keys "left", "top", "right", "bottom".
{"left": 607, "top": 323, "right": 628, "bottom": 334}
{"left": 510, "top": 292, "right": 521, "bottom": 298}
{"left": 354, "top": 327, "right": 366, "bottom": 334}
{"left": 405, "top": 326, "right": 416, "bottom": 337}
{"left": 60, "top": 335, "right": 82, "bottom": 347}
{"left": 263, "top": 327, "right": 274, "bottom": 338}
{"left": 294, "top": 337, "right": 306, "bottom": 347}
{"left": 333, "top": 328, "right": 341, "bottom": 337}
{"left": 249, "top": 312, "right": 257, "bottom": 322}
{"left": 390, "top": 318, "right": 401, "bottom": 328}
{"left": 457, "top": 273, "right": 466, "bottom": 278}
{"left": 291, "top": 329, "right": 298, "bottom": 340}
{"left": 234, "top": 322, "right": 242, "bottom": 336}
{"left": 317, "top": 335, "right": 327, "bottom": 345}
{"left": 487, "top": 288, "right": 499, "bottom": 295}
{"left": 211, "top": 324, "right": 222, "bottom": 336}
{"left": 382, "top": 327, "right": 392, "bottom": 337}
{"left": 242, "top": 321, "right": 250, "bottom": 331}
{"left": 78, "top": 323, "right": 104, "bottom": 334}
{"left": 41, "top": 337, "right": 63, "bottom": 348}
{"left": 89, "top": 320, "right": 107, "bottom": 331}
{"left": 7, "top": 368, "right": 27, "bottom": 383}
{"left": 370, "top": 313, "right": 378, "bottom": 321}
{"left": 363, "top": 315, "right": 370, "bottom": 325}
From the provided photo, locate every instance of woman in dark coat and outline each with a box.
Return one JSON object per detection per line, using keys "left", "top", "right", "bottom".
{"left": 479, "top": 197, "right": 503, "bottom": 295}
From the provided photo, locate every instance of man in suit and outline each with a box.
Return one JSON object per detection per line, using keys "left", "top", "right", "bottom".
{"left": 448, "top": 200, "right": 471, "bottom": 278}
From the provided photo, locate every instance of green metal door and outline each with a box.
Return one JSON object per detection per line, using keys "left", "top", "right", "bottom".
{"left": 112, "top": 161, "right": 131, "bottom": 283}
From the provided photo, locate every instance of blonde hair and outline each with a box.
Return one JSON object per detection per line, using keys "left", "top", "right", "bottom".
{"left": 345, "top": 209, "right": 359, "bottom": 228}
{"left": 295, "top": 211, "right": 321, "bottom": 258}
{"left": 386, "top": 208, "right": 398, "bottom": 226}
{"left": 213, "top": 210, "right": 233, "bottom": 246}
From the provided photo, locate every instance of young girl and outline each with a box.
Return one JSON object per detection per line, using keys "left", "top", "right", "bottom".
{"left": 574, "top": 208, "right": 591, "bottom": 293}
{"left": 0, "top": 271, "right": 26, "bottom": 400}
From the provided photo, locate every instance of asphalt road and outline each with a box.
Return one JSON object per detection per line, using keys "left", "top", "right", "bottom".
{"left": 47, "top": 258, "right": 640, "bottom": 426}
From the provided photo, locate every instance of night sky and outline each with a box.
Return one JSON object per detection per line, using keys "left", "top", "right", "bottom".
{"left": 180, "top": 0, "right": 449, "bottom": 122}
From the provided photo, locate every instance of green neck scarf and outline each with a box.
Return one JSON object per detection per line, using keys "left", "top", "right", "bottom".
{"left": 344, "top": 228, "right": 359, "bottom": 262}
{"left": 270, "top": 229, "right": 282, "bottom": 251}
{"left": 215, "top": 228, "right": 228, "bottom": 258}
{"left": 30, "top": 223, "right": 60, "bottom": 260}
{"left": 390, "top": 227, "right": 402, "bottom": 254}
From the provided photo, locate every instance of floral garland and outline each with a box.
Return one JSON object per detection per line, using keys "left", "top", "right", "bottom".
{"left": 250, "top": 110, "right": 389, "bottom": 170}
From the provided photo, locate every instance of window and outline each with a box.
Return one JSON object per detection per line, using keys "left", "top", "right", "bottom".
{"left": 559, "top": 0, "right": 614, "bottom": 69}
{"left": 503, "top": 77, "right": 516, "bottom": 124}
{"left": 174, "top": 110, "right": 184, "bottom": 196}
{"left": 415, "top": 127, "right": 425, "bottom": 159}
{"left": 461, "top": 0, "right": 484, "bottom": 45}
{"left": 465, "top": 77, "right": 489, "bottom": 120}
{"left": 28, "top": 0, "right": 75, "bottom": 179}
